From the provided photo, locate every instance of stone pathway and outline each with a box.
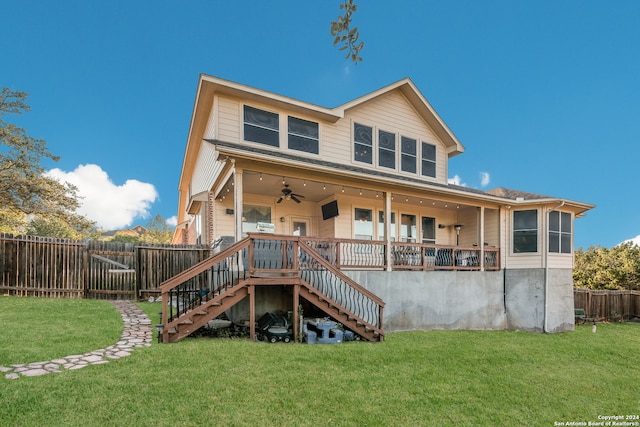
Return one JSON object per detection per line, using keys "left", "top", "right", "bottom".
{"left": 1, "top": 300, "right": 152, "bottom": 380}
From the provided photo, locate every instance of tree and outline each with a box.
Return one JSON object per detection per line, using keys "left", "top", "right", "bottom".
{"left": 0, "top": 88, "right": 94, "bottom": 236}
{"left": 140, "top": 214, "right": 173, "bottom": 245}
{"left": 330, "top": 0, "right": 364, "bottom": 63}
{"left": 573, "top": 243, "right": 640, "bottom": 290}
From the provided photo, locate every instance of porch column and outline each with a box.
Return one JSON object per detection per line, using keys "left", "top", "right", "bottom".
{"left": 234, "top": 165, "right": 243, "bottom": 242}
{"left": 293, "top": 284, "right": 300, "bottom": 343}
{"left": 249, "top": 283, "right": 255, "bottom": 340}
{"left": 385, "top": 192, "right": 392, "bottom": 271}
{"left": 479, "top": 206, "right": 485, "bottom": 271}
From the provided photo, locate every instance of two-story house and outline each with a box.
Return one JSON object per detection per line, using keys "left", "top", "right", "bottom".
{"left": 162, "top": 74, "right": 593, "bottom": 343}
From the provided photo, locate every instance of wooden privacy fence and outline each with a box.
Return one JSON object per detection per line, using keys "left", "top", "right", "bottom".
{"left": 0, "top": 233, "right": 211, "bottom": 300}
{"left": 574, "top": 288, "right": 640, "bottom": 321}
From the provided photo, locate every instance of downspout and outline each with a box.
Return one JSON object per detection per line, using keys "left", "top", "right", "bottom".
{"left": 544, "top": 200, "right": 565, "bottom": 333}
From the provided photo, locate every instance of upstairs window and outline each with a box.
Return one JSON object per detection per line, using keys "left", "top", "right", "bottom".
{"left": 244, "top": 105, "right": 279, "bottom": 147}
{"left": 549, "top": 211, "right": 572, "bottom": 254}
{"left": 354, "top": 123, "right": 373, "bottom": 164}
{"left": 513, "top": 210, "right": 538, "bottom": 253}
{"left": 288, "top": 116, "right": 319, "bottom": 154}
{"left": 421, "top": 142, "right": 436, "bottom": 178}
{"left": 378, "top": 130, "right": 396, "bottom": 169}
{"left": 401, "top": 136, "right": 417, "bottom": 173}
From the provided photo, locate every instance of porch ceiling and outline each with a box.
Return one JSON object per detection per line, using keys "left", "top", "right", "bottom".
{"left": 223, "top": 171, "right": 492, "bottom": 212}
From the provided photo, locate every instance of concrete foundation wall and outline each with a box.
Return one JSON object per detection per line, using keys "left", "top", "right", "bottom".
{"left": 225, "top": 268, "right": 575, "bottom": 334}
{"left": 345, "top": 268, "right": 575, "bottom": 333}
{"left": 343, "top": 270, "right": 507, "bottom": 332}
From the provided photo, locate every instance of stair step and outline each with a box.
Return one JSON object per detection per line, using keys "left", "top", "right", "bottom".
{"left": 168, "top": 328, "right": 178, "bottom": 334}
{"left": 195, "top": 310, "right": 208, "bottom": 315}
{"left": 179, "top": 319, "right": 194, "bottom": 325}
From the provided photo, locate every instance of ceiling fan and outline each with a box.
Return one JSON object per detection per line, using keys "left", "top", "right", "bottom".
{"left": 277, "top": 184, "right": 305, "bottom": 204}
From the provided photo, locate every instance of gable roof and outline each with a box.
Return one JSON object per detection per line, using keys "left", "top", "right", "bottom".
{"left": 178, "top": 75, "right": 467, "bottom": 214}
{"left": 338, "top": 78, "right": 464, "bottom": 157}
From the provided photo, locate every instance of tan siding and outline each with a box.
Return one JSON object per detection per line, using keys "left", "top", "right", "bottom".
{"left": 483, "top": 208, "right": 500, "bottom": 247}
{"left": 204, "top": 97, "right": 217, "bottom": 139}
{"left": 340, "top": 91, "right": 449, "bottom": 184}
{"left": 213, "top": 200, "right": 235, "bottom": 238}
{"left": 217, "top": 96, "right": 241, "bottom": 142}
{"left": 547, "top": 253, "right": 574, "bottom": 269}
{"left": 211, "top": 90, "right": 450, "bottom": 187}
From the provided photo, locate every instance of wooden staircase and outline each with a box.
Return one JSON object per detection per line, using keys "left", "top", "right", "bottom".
{"left": 159, "top": 235, "right": 384, "bottom": 343}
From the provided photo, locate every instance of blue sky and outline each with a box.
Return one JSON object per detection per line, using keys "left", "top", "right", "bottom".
{"left": 2, "top": 1, "right": 639, "bottom": 248}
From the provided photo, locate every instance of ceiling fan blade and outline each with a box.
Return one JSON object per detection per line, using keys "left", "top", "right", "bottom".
{"left": 292, "top": 193, "right": 305, "bottom": 198}
{"left": 291, "top": 195, "right": 302, "bottom": 203}
{"left": 276, "top": 197, "right": 283, "bottom": 204}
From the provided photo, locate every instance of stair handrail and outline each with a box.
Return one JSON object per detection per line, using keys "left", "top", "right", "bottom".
{"left": 160, "top": 237, "right": 251, "bottom": 337}
{"left": 298, "top": 242, "right": 384, "bottom": 331}
{"left": 159, "top": 237, "right": 250, "bottom": 293}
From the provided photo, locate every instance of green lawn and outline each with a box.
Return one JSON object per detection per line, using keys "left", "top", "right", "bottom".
{"left": 1, "top": 297, "right": 639, "bottom": 426}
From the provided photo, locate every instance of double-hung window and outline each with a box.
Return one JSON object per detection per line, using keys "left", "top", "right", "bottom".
{"left": 244, "top": 106, "right": 279, "bottom": 147}
{"left": 354, "top": 123, "right": 373, "bottom": 164}
{"left": 421, "top": 142, "right": 436, "bottom": 178}
{"left": 288, "top": 116, "right": 318, "bottom": 154}
{"left": 513, "top": 210, "right": 538, "bottom": 253}
{"left": 401, "top": 136, "right": 417, "bottom": 173}
{"left": 549, "top": 211, "right": 572, "bottom": 254}
{"left": 378, "top": 130, "right": 396, "bottom": 169}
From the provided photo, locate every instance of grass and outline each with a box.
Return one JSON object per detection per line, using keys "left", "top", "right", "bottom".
{"left": 0, "top": 296, "right": 122, "bottom": 365}
{"left": 1, "top": 297, "right": 639, "bottom": 426}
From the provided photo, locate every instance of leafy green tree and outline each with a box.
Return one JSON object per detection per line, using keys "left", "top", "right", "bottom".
{"left": 330, "top": 0, "right": 364, "bottom": 63}
{"left": 0, "top": 88, "right": 94, "bottom": 236}
{"left": 111, "top": 234, "right": 143, "bottom": 244}
{"left": 140, "top": 214, "right": 173, "bottom": 245}
{"left": 25, "top": 216, "right": 100, "bottom": 240}
{"left": 574, "top": 243, "right": 640, "bottom": 290}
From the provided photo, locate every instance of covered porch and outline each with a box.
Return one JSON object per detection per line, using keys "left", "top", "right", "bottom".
{"left": 184, "top": 154, "right": 504, "bottom": 272}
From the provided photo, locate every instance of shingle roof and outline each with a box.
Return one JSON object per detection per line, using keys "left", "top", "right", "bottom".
{"left": 484, "top": 187, "right": 552, "bottom": 201}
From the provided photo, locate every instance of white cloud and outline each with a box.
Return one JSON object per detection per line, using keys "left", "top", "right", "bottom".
{"left": 448, "top": 175, "right": 467, "bottom": 186}
{"left": 46, "top": 164, "right": 158, "bottom": 230}
{"left": 166, "top": 216, "right": 178, "bottom": 227}
{"left": 480, "top": 172, "right": 490, "bottom": 187}
{"left": 622, "top": 235, "right": 640, "bottom": 247}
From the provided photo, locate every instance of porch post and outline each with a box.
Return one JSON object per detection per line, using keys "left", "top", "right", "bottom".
{"left": 293, "top": 284, "right": 300, "bottom": 342}
{"left": 249, "top": 283, "right": 255, "bottom": 340}
{"left": 479, "top": 206, "right": 485, "bottom": 271}
{"left": 385, "top": 191, "right": 392, "bottom": 271}
{"left": 234, "top": 165, "right": 243, "bottom": 242}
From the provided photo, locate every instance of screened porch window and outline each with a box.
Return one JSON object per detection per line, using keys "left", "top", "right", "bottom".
{"left": 549, "top": 211, "right": 572, "bottom": 254}
{"left": 244, "top": 105, "right": 279, "bottom": 147}
{"left": 513, "top": 210, "right": 538, "bottom": 253}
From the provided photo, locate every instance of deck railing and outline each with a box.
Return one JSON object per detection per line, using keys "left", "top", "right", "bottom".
{"left": 300, "top": 237, "right": 500, "bottom": 271}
